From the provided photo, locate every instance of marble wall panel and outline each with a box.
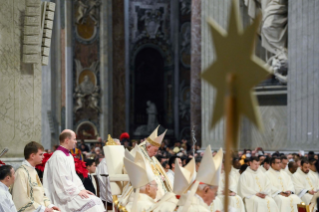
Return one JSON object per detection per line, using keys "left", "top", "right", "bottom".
{"left": 287, "top": 0, "right": 319, "bottom": 150}
{"left": 0, "top": 0, "right": 42, "bottom": 157}
{"left": 201, "top": 0, "right": 231, "bottom": 149}
{"left": 201, "top": 0, "right": 289, "bottom": 150}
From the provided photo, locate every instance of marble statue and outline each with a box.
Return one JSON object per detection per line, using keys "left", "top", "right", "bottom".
{"left": 244, "top": 0, "right": 288, "bottom": 83}
{"left": 141, "top": 9, "right": 162, "bottom": 39}
{"left": 147, "top": 101, "right": 158, "bottom": 132}
{"left": 79, "top": 75, "right": 95, "bottom": 94}
{"left": 74, "top": 75, "right": 100, "bottom": 112}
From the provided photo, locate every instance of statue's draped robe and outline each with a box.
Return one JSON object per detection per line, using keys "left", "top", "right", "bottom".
{"left": 265, "top": 167, "right": 301, "bottom": 212}
{"left": 43, "top": 149, "right": 105, "bottom": 212}
{"left": 239, "top": 167, "right": 279, "bottom": 212}
{"left": 216, "top": 167, "right": 245, "bottom": 212}
{"left": 261, "top": 0, "right": 288, "bottom": 54}
{"left": 292, "top": 168, "right": 319, "bottom": 205}
{"left": 11, "top": 160, "right": 57, "bottom": 212}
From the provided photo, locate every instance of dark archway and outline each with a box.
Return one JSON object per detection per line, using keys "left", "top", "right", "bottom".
{"left": 131, "top": 47, "right": 165, "bottom": 132}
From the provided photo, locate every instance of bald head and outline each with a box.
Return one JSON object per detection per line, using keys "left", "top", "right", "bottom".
{"left": 59, "top": 129, "right": 77, "bottom": 150}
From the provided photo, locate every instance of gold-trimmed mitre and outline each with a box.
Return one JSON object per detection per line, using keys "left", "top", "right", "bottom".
{"left": 146, "top": 125, "right": 167, "bottom": 147}
{"left": 106, "top": 134, "right": 117, "bottom": 146}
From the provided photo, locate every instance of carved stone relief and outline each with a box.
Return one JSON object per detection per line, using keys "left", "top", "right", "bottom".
{"left": 180, "top": 0, "right": 191, "bottom": 15}
{"left": 180, "top": 22, "right": 191, "bottom": 68}
{"left": 130, "top": 1, "right": 169, "bottom": 43}
{"left": 74, "top": 0, "right": 100, "bottom": 42}
{"left": 74, "top": 60, "right": 100, "bottom": 124}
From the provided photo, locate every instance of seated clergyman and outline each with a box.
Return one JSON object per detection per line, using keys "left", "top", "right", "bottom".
{"left": 239, "top": 157, "right": 279, "bottom": 212}
{"left": 265, "top": 157, "right": 301, "bottom": 212}
{"left": 11, "top": 141, "right": 61, "bottom": 212}
{"left": 293, "top": 159, "right": 319, "bottom": 205}
{"left": 124, "top": 150, "right": 158, "bottom": 212}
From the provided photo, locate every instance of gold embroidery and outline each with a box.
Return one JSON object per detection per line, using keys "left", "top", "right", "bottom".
{"left": 255, "top": 176, "right": 262, "bottom": 192}
{"left": 140, "top": 145, "right": 169, "bottom": 193}
{"left": 289, "top": 196, "right": 294, "bottom": 212}
{"left": 267, "top": 199, "right": 270, "bottom": 212}
{"left": 278, "top": 177, "right": 285, "bottom": 191}
{"left": 306, "top": 177, "right": 314, "bottom": 190}
{"left": 235, "top": 196, "right": 240, "bottom": 208}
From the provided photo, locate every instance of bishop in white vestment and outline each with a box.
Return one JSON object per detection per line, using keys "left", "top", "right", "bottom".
{"left": 239, "top": 158, "right": 279, "bottom": 212}
{"left": 292, "top": 160, "right": 319, "bottom": 205}
{"left": 265, "top": 158, "right": 301, "bottom": 212}
{"left": 43, "top": 130, "right": 105, "bottom": 212}
{"left": 177, "top": 192, "right": 211, "bottom": 212}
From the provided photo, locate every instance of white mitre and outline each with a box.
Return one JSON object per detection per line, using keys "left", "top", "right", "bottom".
{"left": 124, "top": 150, "right": 155, "bottom": 189}
{"left": 178, "top": 145, "right": 223, "bottom": 211}
{"left": 196, "top": 145, "right": 223, "bottom": 186}
{"left": 174, "top": 158, "right": 197, "bottom": 195}
{"left": 145, "top": 125, "right": 167, "bottom": 147}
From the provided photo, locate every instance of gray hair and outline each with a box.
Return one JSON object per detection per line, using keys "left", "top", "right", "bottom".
{"left": 197, "top": 183, "right": 217, "bottom": 191}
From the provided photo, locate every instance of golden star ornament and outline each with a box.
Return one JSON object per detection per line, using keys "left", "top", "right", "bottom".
{"left": 201, "top": 0, "right": 271, "bottom": 130}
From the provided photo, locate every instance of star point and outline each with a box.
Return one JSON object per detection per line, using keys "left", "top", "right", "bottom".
{"left": 201, "top": 0, "right": 271, "bottom": 130}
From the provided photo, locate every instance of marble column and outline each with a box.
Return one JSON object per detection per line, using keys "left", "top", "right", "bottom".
{"left": 100, "top": 0, "right": 113, "bottom": 140}
{"left": 112, "top": 0, "right": 126, "bottom": 138}
{"left": 287, "top": 0, "right": 319, "bottom": 150}
{"left": 0, "top": 0, "right": 42, "bottom": 157}
{"left": 201, "top": 0, "right": 231, "bottom": 149}
{"left": 190, "top": 0, "right": 202, "bottom": 146}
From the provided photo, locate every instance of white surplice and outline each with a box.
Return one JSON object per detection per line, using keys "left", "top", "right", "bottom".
{"left": 285, "top": 169, "right": 293, "bottom": 179}
{"left": 217, "top": 167, "right": 245, "bottom": 212}
{"left": 166, "top": 169, "right": 175, "bottom": 187}
{"left": 265, "top": 167, "right": 301, "bottom": 212}
{"left": 126, "top": 193, "right": 156, "bottom": 212}
{"left": 43, "top": 149, "right": 105, "bottom": 212}
{"left": 177, "top": 193, "right": 210, "bottom": 212}
{"left": 96, "top": 159, "right": 113, "bottom": 203}
{"left": 258, "top": 165, "right": 267, "bottom": 173}
{"left": 209, "top": 196, "right": 223, "bottom": 212}
{"left": 239, "top": 167, "right": 279, "bottom": 212}
{"left": 0, "top": 182, "right": 17, "bottom": 212}
{"left": 149, "top": 192, "right": 178, "bottom": 212}
{"left": 292, "top": 168, "right": 319, "bottom": 204}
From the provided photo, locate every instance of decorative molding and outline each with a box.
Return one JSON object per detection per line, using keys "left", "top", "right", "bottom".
{"left": 74, "top": 0, "right": 101, "bottom": 43}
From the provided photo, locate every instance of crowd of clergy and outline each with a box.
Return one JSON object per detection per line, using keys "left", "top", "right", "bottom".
{"left": 0, "top": 126, "right": 319, "bottom": 212}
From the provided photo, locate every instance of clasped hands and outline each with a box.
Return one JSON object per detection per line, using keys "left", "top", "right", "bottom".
{"left": 256, "top": 193, "right": 266, "bottom": 199}
{"left": 79, "top": 190, "right": 95, "bottom": 199}
{"left": 222, "top": 190, "right": 236, "bottom": 196}
{"left": 279, "top": 191, "right": 292, "bottom": 197}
